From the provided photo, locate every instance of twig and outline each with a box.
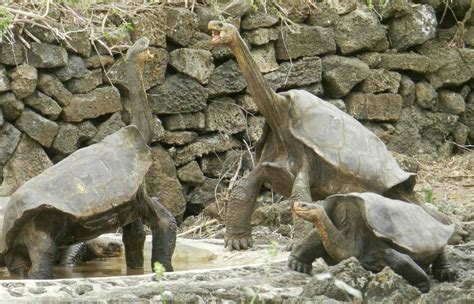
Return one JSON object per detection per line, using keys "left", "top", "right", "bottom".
{"left": 445, "top": 140, "right": 473, "bottom": 152}
{"left": 0, "top": 7, "right": 46, "bottom": 20}
{"left": 177, "top": 219, "right": 219, "bottom": 237}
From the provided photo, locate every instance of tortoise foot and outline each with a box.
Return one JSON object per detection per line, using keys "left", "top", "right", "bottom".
{"left": 28, "top": 271, "right": 54, "bottom": 280}
{"left": 433, "top": 267, "right": 458, "bottom": 282}
{"left": 448, "top": 224, "right": 469, "bottom": 245}
{"left": 288, "top": 254, "right": 312, "bottom": 274}
{"left": 224, "top": 235, "right": 253, "bottom": 250}
{"left": 416, "top": 281, "right": 430, "bottom": 293}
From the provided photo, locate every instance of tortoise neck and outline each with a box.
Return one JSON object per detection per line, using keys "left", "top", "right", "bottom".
{"left": 228, "top": 35, "right": 287, "bottom": 145}
{"left": 126, "top": 57, "right": 154, "bottom": 145}
{"left": 313, "top": 211, "right": 354, "bottom": 262}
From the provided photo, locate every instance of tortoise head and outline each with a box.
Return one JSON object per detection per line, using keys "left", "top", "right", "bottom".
{"left": 293, "top": 201, "right": 325, "bottom": 223}
{"left": 208, "top": 21, "right": 239, "bottom": 45}
{"left": 89, "top": 239, "right": 123, "bottom": 258}
{"left": 126, "top": 37, "right": 152, "bottom": 62}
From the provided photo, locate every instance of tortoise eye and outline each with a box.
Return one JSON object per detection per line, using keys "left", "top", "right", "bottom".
{"left": 217, "top": 22, "right": 223, "bottom": 27}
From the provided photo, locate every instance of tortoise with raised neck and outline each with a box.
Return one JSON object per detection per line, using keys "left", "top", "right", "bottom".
{"left": 208, "top": 21, "right": 455, "bottom": 272}
{"left": 0, "top": 37, "right": 176, "bottom": 279}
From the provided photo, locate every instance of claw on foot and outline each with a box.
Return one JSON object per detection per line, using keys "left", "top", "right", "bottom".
{"left": 224, "top": 236, "right": 254, "bottom": 251}
{"left": 288, "top": 255, "right": 312, "bottom": 274}
{"left": 416, "top": 281, "right": 430, "bottom": 294}
{"left": 434, "top": 267, "right": 458, "bottom": 282}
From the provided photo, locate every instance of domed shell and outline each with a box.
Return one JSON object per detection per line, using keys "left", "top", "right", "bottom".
{"left": 324, "top": 192, "right": 454, "bottom": 256}
{"left": 0, "top": 126, "right": 152, "bottom": 254}
{"left": 282, "top": 89, "right": 415, "bottom": 193}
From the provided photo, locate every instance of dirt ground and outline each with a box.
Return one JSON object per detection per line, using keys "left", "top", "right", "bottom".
{"left": 414, "top": 152, "right": 474, "bottom": 226}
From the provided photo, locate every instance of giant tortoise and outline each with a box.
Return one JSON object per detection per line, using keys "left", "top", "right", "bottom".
{"left": 0, "top": 37, "right": 176, "bottom": 279}
{"left": 207, "top": 20, "right": 454, "bottom": 267}
{"left": 293, "top": 192, "right": 457, "bottom": 293}
{"left": 0, "top": 197, "right": 122, "bottom": 268}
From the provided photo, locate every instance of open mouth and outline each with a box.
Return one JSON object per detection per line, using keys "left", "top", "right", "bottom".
{"left": 211, "top": 30, "right": 222, "bottom": 44}
{"left": 293, "top": 202, "right": 309, "bottom": 212}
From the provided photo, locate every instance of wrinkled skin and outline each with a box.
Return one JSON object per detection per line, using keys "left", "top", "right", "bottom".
{"left": 2, "top": 38, "right": 177, "bottom": 279}
{"left": 207, "top": 20, "right": 457, "bottom": 259}
{"left": 57, "top": 238, "right": 122, "bottom": 265}
{"left": 4, "top": 192, "right": 176, "bottom": 279}
{"left": 292, "top": 199, "right": 457, "bottom": 293}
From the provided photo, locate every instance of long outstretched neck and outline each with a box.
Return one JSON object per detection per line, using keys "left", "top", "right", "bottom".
{"left": 312, "top": 212, "right": 354, "bottom": 262}
{"left": 228, "top": 35, "right": 286, "bottom": 144}
{"left": 126, "top": 54, "right": 155, "bottom": 145}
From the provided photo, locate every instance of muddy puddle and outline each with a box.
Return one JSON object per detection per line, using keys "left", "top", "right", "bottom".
{"left": 0, "top": 235, "right": 288, "bottom": 279}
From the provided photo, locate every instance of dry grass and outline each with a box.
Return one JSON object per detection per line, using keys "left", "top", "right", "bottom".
{"left": 414, "top": 151, "right": 474, "bottom": 217}
{"left": 177, "top": 215, "right": 223, "bottom": 238}
{"left": 0, "top": 1, "right": 173, "bottom": 53}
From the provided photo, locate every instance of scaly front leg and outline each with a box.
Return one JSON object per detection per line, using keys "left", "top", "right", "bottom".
{"left": 289, "top": 229, "right": 327, "bottom": 274}
{"left": 289, "top": 154, "right": 314, "bottom": 246}
{"left": 122, "top": 219, "right": 146, "bottom": 269}
{"left": 225, "top": 165, "right": 264, "bottom": 250}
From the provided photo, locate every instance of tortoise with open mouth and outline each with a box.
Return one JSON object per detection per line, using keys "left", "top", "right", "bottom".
{"left": 207, "top": 20, "right": 455, "bottom": 266}
{"left": 293, "top": 192, "right": 457, "bottom": 293}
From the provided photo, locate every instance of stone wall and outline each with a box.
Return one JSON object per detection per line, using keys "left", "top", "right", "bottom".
{"left": 0, "top": 0, "right": 473, "bottom": 221}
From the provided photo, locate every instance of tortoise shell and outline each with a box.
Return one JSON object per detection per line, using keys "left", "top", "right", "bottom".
{"left": 0, "top": 126, "right": 151, "bottom": 253}
{"left": 282, "top": 89, "right": 415, "bottom": 193}
{"left": 324, "top": 192, "right": 454, "bottom": 256}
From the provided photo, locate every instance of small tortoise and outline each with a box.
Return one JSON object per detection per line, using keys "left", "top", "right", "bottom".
{"left": 207, "top": 20, "right": 454, "bottom": 256}
{"left": 0, "top": 37, "right": 177, "bottom": 279}
{"left": 293, "top": 192, "right": 457, "bottom": 293}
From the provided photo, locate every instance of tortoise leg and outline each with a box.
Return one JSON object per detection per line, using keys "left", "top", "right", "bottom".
{"left": 122, "top": 219, "right": 146, "bottom": 269}
{"left": 432, "top": 250, "right": 458, "bottom": 282}
{"left": 144, "top": 197, "right": 177, "bottom": 272}
{"left": 25, "top": 230, "right": 56, "bottom": 279}
{"left": 150, "top": 197, "right": 177, "bottom": 271}
{"left": 383, "top": 248, "right": 430, "bottom": 293}
{"left": 224, "top": 165, "right": 264, "bottom": 250}
{"left": 288, "top": 229, "right": 327, "bottom": 274}
{"left": 288, "top": 155, "right": 314, "bottom": 247}
{"left": 4, "top": 252, "right": 29, "bottom": 278}
{"left": 135, "top": 185, "right": 176, "bottom": 271}
{"left": 289, "top": 155, "right": 312, "bottom": 209}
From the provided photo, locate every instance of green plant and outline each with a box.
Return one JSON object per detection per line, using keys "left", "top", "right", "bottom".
{"left": 102, "top": 22, "right": 134, "bottom": 45}
{"left": 154, "top": 261, "right": 167, "bottom": 303}
{"left": 367, "top": 0, "right": 388, "bottom": 9}
{"left": 120, "top": 21, "right": 134, "bottom": 33}
{"left": 422, "top": 186, "right": 433, "bottom": 204}
{"left": 0, "top": 9, "right": 12, "bottom": 40}
{"left": 437, "top": 203, "right": 449, "bottom": 214}
{"left": 154, "top": 261, "right": 166, "bottom": 281}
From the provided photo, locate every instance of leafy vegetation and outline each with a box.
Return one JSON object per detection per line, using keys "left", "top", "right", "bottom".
{"left": 422, "top": 186, "right": 433, "bottom": 204}
{"left": 153, "top": 261, "right": 167, "bottom": 303}
{"left": 0, "top": 9, "right": 12, "bottom": 41}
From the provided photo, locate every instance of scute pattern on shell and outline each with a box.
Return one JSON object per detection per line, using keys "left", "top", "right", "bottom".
{"left": 0, "top": 126, "right": 152, "bottom": 253}
{"left": 283, "top": 90, "right": 415, "bottom": 193}
{"left": 324, "top": 192, "right": 454, "bottom": 256}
